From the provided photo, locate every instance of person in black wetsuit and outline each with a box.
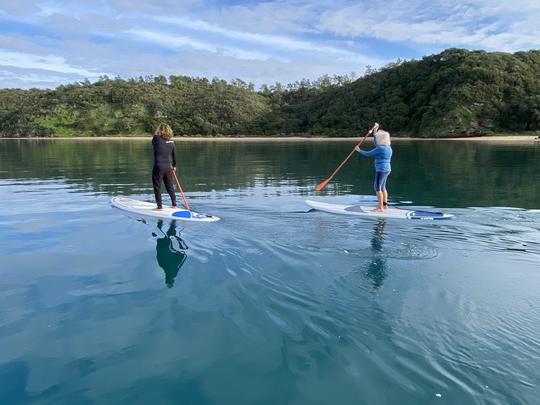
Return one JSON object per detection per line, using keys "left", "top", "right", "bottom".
{"left": 152, "top": 123, "right": 177, "bottom": 210}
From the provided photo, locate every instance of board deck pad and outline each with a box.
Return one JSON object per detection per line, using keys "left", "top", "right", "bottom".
{"left": 111, "top": 197, "right": 220, "bottom": 222}
{"left": 306, "top": 200, "right": 453, "bottom": 220}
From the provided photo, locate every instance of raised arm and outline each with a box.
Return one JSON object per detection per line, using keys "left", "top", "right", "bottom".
{"left": 358, "top": 146, "right": 380, "bottom": 157}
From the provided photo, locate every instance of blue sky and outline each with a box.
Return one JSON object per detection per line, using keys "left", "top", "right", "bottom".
{"left": 1, "top": 0, "right": 539, "bottom": 88}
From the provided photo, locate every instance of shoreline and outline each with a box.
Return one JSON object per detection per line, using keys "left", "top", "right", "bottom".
{"left": 1, "top": 135, "right": 538, "bottom": 142}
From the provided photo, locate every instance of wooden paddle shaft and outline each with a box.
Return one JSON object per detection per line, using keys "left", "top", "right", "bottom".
{"left": 171, "top": 170, "right": 190, "bottom": 210}
{"left": 316, "top": 123, "right": 379, "bottom": 191}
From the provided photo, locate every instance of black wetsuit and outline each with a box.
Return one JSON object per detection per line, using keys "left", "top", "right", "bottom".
{"left": 152, "top": 135, "right": 177, "bottom": 208}
{"left": 156, "top": 221, "right": 187, "bottom": 288}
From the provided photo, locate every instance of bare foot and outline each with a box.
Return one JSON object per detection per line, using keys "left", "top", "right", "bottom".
{"left": 171, "top": 205, "right": 177, "bottom": 209}
{"left": 371, "top": 208, "right": 384, "bottom": 212}
{"left": 153, "top": 207, "right": 163, "bottom": 211}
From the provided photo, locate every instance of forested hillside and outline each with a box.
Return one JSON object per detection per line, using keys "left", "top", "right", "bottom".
{"left": 1, "top": 48, "right": 539, "bottom": 137}
{"left": 289, "top": 48, "right": 540, "bottom": 137}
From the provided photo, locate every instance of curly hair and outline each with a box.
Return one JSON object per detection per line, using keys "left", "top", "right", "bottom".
{"left": 155, "top": 123, "right": 174, "bottom": 140}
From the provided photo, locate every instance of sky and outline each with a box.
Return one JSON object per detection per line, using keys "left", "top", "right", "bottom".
{"left": 1, "top": 0, "right": 539, "bottom": 89}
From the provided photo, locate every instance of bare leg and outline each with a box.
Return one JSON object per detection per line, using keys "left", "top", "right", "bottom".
{"left": 372, "top": 191, "right": 384, "bottom": 212}
{"left": 383, "top": 190, "right": 388, "bottom": 209}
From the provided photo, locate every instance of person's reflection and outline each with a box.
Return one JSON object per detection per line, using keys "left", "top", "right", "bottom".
{"left": 153, "top": 220, "right": 188, "bottom": 288}
{"left": 365, "top": 219, "right": 387, "bottom": 292}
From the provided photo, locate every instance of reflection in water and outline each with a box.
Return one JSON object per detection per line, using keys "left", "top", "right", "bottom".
{"left": 365, "top": 219, "right": 387, "bottom": 292}
{"left": 1, "top": 143, "right": 540, "bottom": 404}
{"left": 2, "top": 139, "right": 539, "bottom": 208}
{"left": 153, "top": 220, "right": 188, "bottom": 288}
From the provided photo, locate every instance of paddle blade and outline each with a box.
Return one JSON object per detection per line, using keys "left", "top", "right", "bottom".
{"left": 315, "top": 178, "right": 330, "bottom": 191}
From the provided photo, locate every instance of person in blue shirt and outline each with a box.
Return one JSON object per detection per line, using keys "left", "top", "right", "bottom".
{"left": 355, "top": 129, "right": 393, "bottom": 212}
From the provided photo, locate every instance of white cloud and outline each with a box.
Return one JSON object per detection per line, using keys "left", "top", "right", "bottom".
{"left": 102, "top": 0, "right": 202, "bottom": 15}
{"left": 200, "top": 0, "right": 326, "bottom": 35}
{"left": 2, "top": 0, "right": 539, "bottom": 89}
{"left": 36, "top": 0, "right": 201, "bottom": 17}
{"left": 0, "top": 68, "right": 74, "bottom": 88}
{"left": 318, "top": 0, "right": 540, "bottom": 51}
{"left": 125, "top": 29, "right": 274, "bottom": 61}
{"left": 156, "top": 16, "right": 360, "bottom": 56}
{"left": 0, "top": 0, "right": 41, "bottom": 16}
{"left": 0, "top": 48, "right": 106, "bottom": 77}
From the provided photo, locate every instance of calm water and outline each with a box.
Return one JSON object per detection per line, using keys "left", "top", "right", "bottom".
{"left": 1, "top": 139, "right": 539, "bottom": 404}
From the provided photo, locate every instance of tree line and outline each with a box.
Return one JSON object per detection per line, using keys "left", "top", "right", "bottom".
{"left": 1, "top": 48, "right": 539, "bottom": 138}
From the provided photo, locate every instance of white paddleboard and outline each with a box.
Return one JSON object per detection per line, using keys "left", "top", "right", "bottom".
{"left": 354, "top": 195, "right": 412, "bottom": 205}
{"left": 305, "top": 200, "right": 453, "bottom": 220}
{"left": 111, "top": 197, "right": 220, "bottom": 222}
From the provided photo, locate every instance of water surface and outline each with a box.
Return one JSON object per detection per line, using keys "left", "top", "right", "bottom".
{"left": 1, "top": 139, "right": 539, "bottom": 404}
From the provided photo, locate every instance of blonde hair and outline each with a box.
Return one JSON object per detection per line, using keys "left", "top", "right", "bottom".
{"left": 155, "top": 123, "right": 174, "bottom": 140}
{"left": 375, "top": 130, "right": 391, "bottom": 145}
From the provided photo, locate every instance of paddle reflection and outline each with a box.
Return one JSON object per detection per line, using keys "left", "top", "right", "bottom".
{"left": 365, "top": 219, "right": 387, "bottom": 292}
{"left": 153, "top": 220, "right": 188, "bottom": 288}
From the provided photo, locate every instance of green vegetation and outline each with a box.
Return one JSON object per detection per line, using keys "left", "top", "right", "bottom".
{"left": 1, "top": 48, "right": 540, "bottom": 138}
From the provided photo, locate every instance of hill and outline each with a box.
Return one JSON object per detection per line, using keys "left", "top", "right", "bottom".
{"left": 1, "top": 48, "right": 539, "bottom": 137}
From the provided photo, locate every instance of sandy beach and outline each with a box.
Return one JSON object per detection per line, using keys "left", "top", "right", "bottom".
{"left": 441, "top": 135, "right": 539, "bottom": 142}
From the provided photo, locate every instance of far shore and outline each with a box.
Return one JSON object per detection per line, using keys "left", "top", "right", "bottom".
{"left": 1, "top": 135, "right": 538, "bottom": 142}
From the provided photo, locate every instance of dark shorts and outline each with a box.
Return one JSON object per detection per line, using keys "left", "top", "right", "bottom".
{"left": 374, "top": 171, "right": 390, "bottom": 192}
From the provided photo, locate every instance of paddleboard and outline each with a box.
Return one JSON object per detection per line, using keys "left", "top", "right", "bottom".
{"left": 305, "top": 200, "right": 453, "bottom": 220}
{"left": 111, "top": 197, "right": 220, "bottom": 222}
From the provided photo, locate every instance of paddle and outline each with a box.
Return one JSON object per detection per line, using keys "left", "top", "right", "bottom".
{"left": 171, "top": 169, "right": 191, "bottom": 210}
{"left": 315, "top": 123, "right": 379, "bottom": 191}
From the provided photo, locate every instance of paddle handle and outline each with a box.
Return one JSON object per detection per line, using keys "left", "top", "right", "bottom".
{"left": 171, "top": 170, "right": 190, "bottom": 210}
{"left": 315, "top": 123, "right": 379, "bottom": 191}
